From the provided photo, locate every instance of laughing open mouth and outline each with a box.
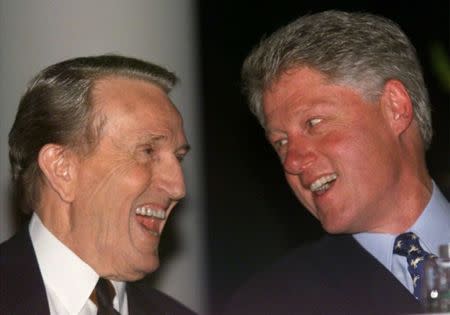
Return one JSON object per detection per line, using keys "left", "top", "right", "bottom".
{"left": 135, "top": 206, "right": 166, "bottom": 219}
{"left": 135, "top": 206, "right": 167, "bottom": 236}
{"left": 310, "top": 174, "right": 337, "bottom": 194}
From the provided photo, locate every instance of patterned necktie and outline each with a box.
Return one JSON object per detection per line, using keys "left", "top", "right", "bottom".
{"left": 91, "top": 278, "right": 121, "bottom": 315}
{"left": 393, "top": 232, "right": 437, "bottom": 300}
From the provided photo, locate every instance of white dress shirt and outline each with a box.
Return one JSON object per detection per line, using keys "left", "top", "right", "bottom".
{"left": 29, "top": 214, "right": 129, "bottom": 315}
{"left": 353, "top": 182, "right": 450, "bottom": 294}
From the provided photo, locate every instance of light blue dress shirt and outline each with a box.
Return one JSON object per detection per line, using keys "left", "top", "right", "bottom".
{"left": 353, "top": 181, "right": 450, "bottom": 294}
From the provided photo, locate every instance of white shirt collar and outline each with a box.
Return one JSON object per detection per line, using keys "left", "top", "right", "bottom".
{"left": 111, "top": 280, "right": 127, "bottom": 312}
{"left": 29, "top": 213, "right": 127, "bottom": 314}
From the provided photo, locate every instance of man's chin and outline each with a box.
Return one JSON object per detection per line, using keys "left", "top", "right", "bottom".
{"left": 114, "top": 258, "right": 160, "bottom": 282}
{"left": 320, "top": 217, "right": 351, "bottom": 235}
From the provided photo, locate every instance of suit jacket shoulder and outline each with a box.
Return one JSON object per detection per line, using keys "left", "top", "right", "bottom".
{"left": 1, "top": 228, "right": 197, "bottom": 315}
{"left": 224, "top": 234, "right": 422, "bottom": 315}
{"left": 0, "top": 227, "right": 50, "bottom": 315}
{"left": 127, "top": 277, "right": 197, "bottom": 315}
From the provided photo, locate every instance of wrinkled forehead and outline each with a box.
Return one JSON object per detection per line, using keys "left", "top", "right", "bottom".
{"left": 93, "top": 76, "right": 179, "bottom": 114}
{"left": 92, "top": 76, "right": 185, "bottom": 140}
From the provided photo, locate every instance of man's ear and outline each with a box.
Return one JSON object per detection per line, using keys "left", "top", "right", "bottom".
{"left": 38, "top": 144, "right": 77, "bottom": 203}
{"left": 380, "top": 79, "right": 414, "bottom": 136}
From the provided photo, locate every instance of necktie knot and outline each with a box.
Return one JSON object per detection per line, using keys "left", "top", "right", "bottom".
{"left": 393, "top": 232, "right": 437, "bottom": 300}
{"left": 91, "top": 278, "right": 120, "bottom": 315}
{"left": 394, "top": 232, "right": 426, "bottom": 257}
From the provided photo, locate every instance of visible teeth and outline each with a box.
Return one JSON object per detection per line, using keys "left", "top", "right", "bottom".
{"left": 310, "top": 174, "right": 337, "bottom": 192}
{"left": 135, "top": 207, "right": 166, "bottom": 219}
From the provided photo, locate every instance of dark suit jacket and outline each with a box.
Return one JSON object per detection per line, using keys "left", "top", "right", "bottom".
{"left": 223, "top": 234, "right": 424, "bottom": 315}
{"left": 0, "top": 227, "right": 197, "bottom": 315}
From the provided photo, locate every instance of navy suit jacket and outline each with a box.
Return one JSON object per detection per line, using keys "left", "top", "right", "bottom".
{"left": 0, "top": 227, "right": 196, "bottom": 315}
{"left": 224, "top": 234, "right": 424, "bottom": 315}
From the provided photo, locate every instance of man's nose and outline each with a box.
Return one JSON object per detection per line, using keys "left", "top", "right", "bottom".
{"left": 282, "top": 138, "right": 316, "bottom": 175}
{"left": 156, "top": 157, "right": 186, "bottom": 201}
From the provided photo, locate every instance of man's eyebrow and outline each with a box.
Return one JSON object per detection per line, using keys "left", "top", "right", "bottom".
{"left": 137, "top": 134, "right": 166, "bottom": 143}
{"left": 136, "top": 134, "right": 190, "bottom": 153}
{"left": 265, "top": 129, "right": 285, "bottom": 138}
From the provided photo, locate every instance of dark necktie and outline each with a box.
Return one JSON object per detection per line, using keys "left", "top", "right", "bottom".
{"left": 91, "top": 277, "right": 121, "bottom": 315}
{"left": 393, "top": 232, "right": 437, "bottom": 300}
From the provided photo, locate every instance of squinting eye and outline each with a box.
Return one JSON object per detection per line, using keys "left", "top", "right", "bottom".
{"left": 176, "top": 154, "right": 185, "bottom": 162}
{"left": 274, "top": 138, "right": 288, "bottom": 149}
{"left": 144, "top": 147, "right": 154, "bottom": 155}
{"left": 308, "top": 118, "right": 322, "bottom": 127}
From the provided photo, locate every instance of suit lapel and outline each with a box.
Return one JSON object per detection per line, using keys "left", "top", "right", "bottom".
{"left": 126, "top": 281, "right": 165, "bottom": 315}
{"left": 322, "top": 234, "right": 422, "bottom": 313}
{"left": 126, "top": 284, "right": 146, "bottom": 315}
{"left": 0, "top": 227, "right": 50, "bottom": 315}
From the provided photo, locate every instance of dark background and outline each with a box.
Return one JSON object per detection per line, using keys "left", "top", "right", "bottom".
{"left": 196, "top": 1, "right": 449, "bottom": 313}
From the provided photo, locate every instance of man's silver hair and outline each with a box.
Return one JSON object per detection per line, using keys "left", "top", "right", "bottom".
{"left": 242, "top": 10, "right": 432, "bottom": 148}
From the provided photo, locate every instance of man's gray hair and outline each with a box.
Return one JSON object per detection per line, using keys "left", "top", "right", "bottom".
{"left": 242, "top": 10, "right": 432, "bottom": 147}
{"left": 9, "top": 54, "right": 178, "bottom": 213}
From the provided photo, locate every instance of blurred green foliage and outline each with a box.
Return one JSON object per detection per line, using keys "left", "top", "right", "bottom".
{"left": 430, "top": 42, "right": 450, "bottom": 93}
